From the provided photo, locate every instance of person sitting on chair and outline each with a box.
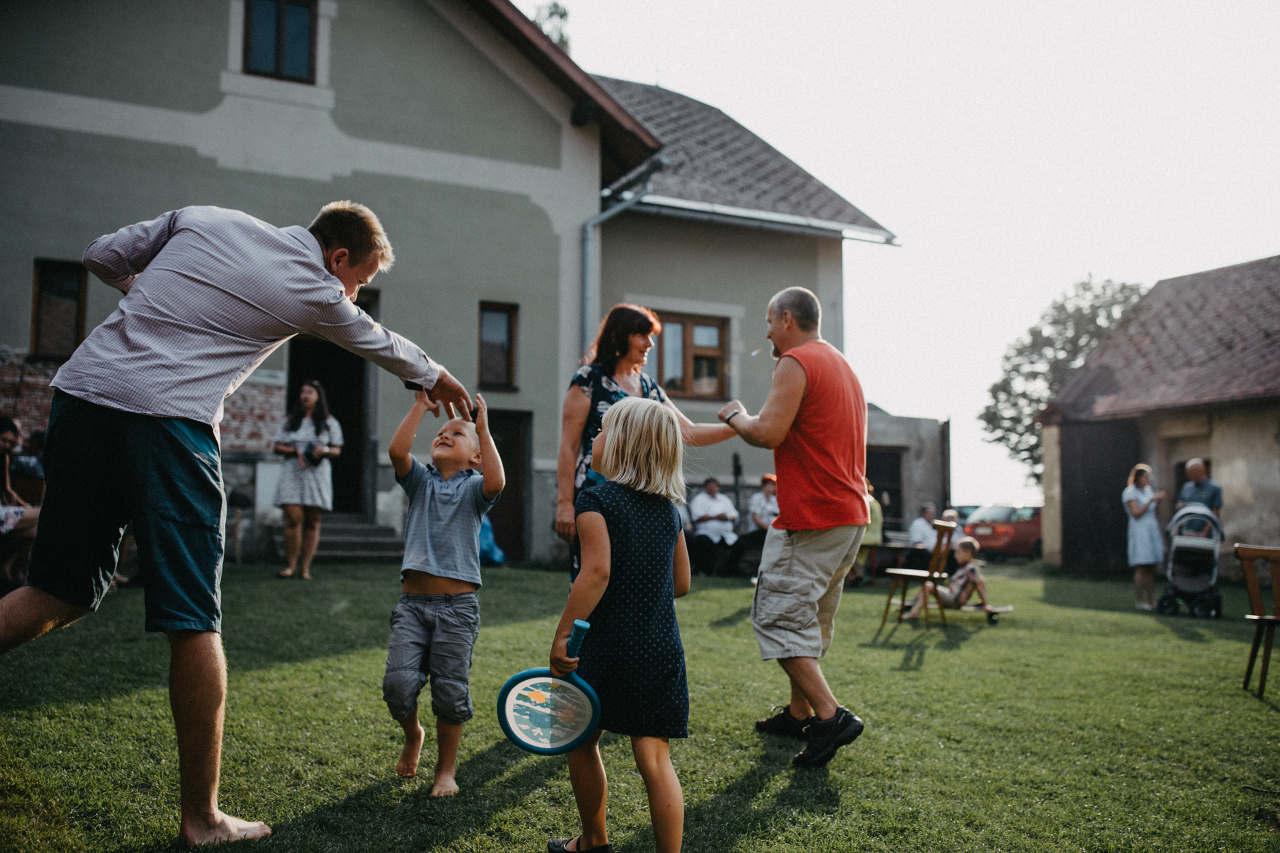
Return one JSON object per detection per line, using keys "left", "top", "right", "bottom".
{"left": 902, "top": 537, "right": 994, "bottom": 619}
{"left": 688, "top": 477, "right": 739, "bottom": 575}
{"left": 727, "top": 474, "right": 777, "bottom": 576}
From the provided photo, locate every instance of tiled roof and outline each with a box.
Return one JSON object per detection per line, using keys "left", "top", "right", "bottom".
{"left": 1049, "top": 255, "right": 1280, "bottom": 421}
{"left": 594, "top": 76, "right": 892, "bottom": 240}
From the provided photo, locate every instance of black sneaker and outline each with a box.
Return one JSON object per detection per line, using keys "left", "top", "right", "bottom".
{"left": 754, "top": 706, "right": 815, "bottom": 739}
{"left": 792, "top": 707, "right": 864, "bottom": 767}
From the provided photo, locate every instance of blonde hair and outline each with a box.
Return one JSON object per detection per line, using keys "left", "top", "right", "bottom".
{"left": 1127, "top": 463, "right": 1152, "bottom": 487}
{"left": 594, "top": 397, "right": 685, "bottom": 502}
{"left": 308, "top": 200, "right": 395, "bottom": 272}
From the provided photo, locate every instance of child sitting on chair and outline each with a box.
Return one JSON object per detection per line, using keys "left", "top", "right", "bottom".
{"left": 383, "top": 392, "right": 504, "bottom": 797}
{"left": 902, "top": 537, "right": 994, "bottom": 619}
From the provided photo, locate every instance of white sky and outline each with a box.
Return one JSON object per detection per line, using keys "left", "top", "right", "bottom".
{"left": 514, "top": 0, "right": 1280, "bottom": 505}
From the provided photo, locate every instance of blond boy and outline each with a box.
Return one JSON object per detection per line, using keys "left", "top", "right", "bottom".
{"left": 384, "top": 392, "right": 504, "bottom": 797}
{"left": 902, "top": 537, "right": 995, "bottom": 619}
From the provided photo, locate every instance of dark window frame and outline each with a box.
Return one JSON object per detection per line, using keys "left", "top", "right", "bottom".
{"left": 243, "top": 0, "right": 318, "bottom": 84}
{"left": 30, "top": 259, "right": 88, "bottom": 361}
{"left": 650, "top": 311, "right": 729, "bottom": 400}
{"left": 478, "top": 301, "right": 519, "bottom": 392}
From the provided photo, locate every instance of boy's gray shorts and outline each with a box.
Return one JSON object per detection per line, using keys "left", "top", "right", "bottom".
{"left": 383, "top": 592, "right": 479, "bottom": 725}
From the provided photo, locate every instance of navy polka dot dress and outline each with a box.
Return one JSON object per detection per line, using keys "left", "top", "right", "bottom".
{"left": 574, "top": 481, "right": 688, "bottom": 739}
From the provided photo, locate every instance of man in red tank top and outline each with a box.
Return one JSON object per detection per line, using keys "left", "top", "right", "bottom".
{"left": 718, "top": 286, "right": 869, "bottom": 768}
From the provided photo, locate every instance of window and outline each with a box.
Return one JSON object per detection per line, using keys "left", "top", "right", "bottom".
{"left": 244, "top": 0, "right": 317, "bottom": 83}
{"left": 478, "top": 302, "right": 518, "bottom": 390}
{"left": 643, "top": 312, "right": 728, "bottom": 399}
{"left": 30, "top": 259, "right": 87, "bottom": 360}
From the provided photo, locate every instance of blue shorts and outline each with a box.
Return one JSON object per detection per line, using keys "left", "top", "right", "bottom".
{"left": 27, "top": 391, "right": 226, "bottom": 633}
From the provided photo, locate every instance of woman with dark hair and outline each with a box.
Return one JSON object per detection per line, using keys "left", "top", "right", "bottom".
{"left": 556, "top": 304, "right": 734, "bottom": 577}
{"left": 272, "top": 380, "right": 343, "bottom": 580}
{"left": 1123, "top": 463, "right": 1166, "bottom": 610}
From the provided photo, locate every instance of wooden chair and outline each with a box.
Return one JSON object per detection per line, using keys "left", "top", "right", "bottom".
{"left": 1235, "top": 544, "right": 1280, "bottom": 699}
{"left": 881, "top": 519, "right": 957, "bottom": 627}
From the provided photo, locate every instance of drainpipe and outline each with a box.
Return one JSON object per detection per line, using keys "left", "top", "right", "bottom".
{"left": 580, "top": 157, "right": 667, "bottom": 358}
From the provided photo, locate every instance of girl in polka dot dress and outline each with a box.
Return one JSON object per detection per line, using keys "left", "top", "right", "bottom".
{"left": 547, "top": 396, "right": 692, "bottom": 853}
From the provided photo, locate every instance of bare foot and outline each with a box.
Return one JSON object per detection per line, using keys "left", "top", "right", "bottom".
{"left": 277, "top": 569, "right": 295, "bottom": 579}
{"left": 396, "top": 723, "right": 424, "bottom": 777}
{"left": 179, "top": 810, "right": 271, "bottom": 847}
{"left": 430, "top": 768, "right": 459, "bottom": 798}
{"left": 300, "top": 571, "right": 313, "bottom": 581}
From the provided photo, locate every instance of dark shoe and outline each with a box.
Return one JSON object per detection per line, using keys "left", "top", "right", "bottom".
{"left": 754, "top": 706, "right": 815, "bottom": 739}
{"left": 548, "top": 837, "right": 612, "bottom": 853}
{"left": 792, "top": 707, "right": 864, "bottom": 768}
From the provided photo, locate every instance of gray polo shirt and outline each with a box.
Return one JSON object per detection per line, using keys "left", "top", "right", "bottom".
{"left": 1178, "top": 478, "right": 1223, "bottom": 511}
{"left": 399, "top": 458, "right": 498, "bottom": 586}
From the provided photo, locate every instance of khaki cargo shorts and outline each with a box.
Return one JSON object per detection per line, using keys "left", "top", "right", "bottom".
{"left": 752, "top": 524, "right": 864, "bottom": 660}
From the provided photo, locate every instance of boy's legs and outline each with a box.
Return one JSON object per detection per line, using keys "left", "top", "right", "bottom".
{"left": 395, "top": 708, "right": 425, "bottom": 778}
{"left": 432, "top": 719, "right": 462, "bottom": 798}
{"left": 566, "top": 731, "right": 608, "bottom": 849}
{"left": 424, "top": 592, "right": 479, "bottom": 794}
{"left": 631, "top": 736, "right": 683, "bottom": 853}
{"left": 383, "top": 599, "right": 431, "bottom": 776}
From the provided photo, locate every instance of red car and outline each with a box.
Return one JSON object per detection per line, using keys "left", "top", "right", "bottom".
{"left": 963, "top": 505, "right": 1042, "bottom": 558}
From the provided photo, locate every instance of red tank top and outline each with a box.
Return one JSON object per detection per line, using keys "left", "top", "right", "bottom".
{"left": 772, "top": 340, "right": 869, "bottom": 530}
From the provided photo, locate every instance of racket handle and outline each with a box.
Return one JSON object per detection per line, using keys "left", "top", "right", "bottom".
{"left": 566, "top": 619, "right": 590, "bottom": 657}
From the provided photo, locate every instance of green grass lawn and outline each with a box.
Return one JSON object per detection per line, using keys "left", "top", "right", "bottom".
{"left": 2, "top": 560, "right": 1277, "bottom": 852}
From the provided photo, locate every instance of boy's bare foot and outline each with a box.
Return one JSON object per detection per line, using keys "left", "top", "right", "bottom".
{"left": 396, "top": 722, "right": 425, "bottom": 777}
{"left": 430, "top": 768, "right": 459, "bottom": 798}
{"left": 277, "top": 569, "right": 295, "bottom": 578}
{"left": 300, "top": 571, "right": 313, "bottom": 581}
{"left": 178, "top": 811, "right": 271, "bottom": 847}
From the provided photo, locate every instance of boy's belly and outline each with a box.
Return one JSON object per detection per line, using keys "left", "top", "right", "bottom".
{"left": 401, "top": 570, "right": 478, "bottom": 595}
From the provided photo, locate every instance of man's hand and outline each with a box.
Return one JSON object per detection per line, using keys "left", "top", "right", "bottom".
{"left": 424, "top": 367, "right": 474, "bottom": 420}
{"left": 718, "top": 400, "right": 746, "bottom": 424}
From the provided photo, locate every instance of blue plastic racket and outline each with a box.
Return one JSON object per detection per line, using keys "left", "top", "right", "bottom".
{"left": 496, "top": 619, "right": 601, "bottom": 755}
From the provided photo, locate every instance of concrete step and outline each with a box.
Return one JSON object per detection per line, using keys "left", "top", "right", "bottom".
{"left": 268, "top": 517, "right": 404, "bottom": 562}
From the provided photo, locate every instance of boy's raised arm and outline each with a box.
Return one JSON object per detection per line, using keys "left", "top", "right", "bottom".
{"left": 474, "top": 394, "right": 505, "bottom": 501}
{"left": 389, "top": 390, "right": 432, "bottom": 480}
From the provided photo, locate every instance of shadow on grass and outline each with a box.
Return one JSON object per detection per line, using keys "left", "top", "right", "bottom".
{"left": 0, "top": 564, "right": 570, "bottom": 714}
{"left": 677, "top": 742, "right": 840, "bottom": 853}
{"left": 710, "top": 605, "right": 752, "bottom": 629}
{"left": 865, "top": 620, "right": 982, "bottom": 671}
{"left": 201, "top": 739, "right": 564, "bottom": 853}
{"left": 1039, "top": 573, "right": 1255, "bottom": 642}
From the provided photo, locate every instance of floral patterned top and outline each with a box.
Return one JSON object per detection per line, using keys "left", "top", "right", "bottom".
{"left": 569, "top": 364, "right": 668, "bottom": 496}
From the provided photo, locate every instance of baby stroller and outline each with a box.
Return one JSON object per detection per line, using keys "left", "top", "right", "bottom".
{"left": 1156, "top": 504, "right": 1224, "bottom": 618}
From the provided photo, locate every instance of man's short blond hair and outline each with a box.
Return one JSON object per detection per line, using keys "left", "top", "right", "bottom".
{"left": 593, "top": 397, "right": 685, "bottom": 503}
{"left": 308, "top": 200, "right": 395, "bottom": 272}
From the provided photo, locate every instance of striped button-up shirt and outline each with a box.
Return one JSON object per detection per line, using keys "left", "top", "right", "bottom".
{"left": 56, "top": 206, "right": 439, "bottom": 426}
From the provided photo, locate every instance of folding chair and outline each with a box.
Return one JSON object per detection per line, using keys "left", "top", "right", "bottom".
{"left": 1235, "top": 544, "right": 1280, "bottom": 699}
{"left": 880, "top": 519, "right": 957, "bottom": 627}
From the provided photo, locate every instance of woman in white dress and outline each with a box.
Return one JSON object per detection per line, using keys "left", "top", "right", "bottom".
{"left": 1122, "top": 463, "right": 1166, "bottom": 610}
{"left": 272, "top": 380, "right": 343, "bottom": 580}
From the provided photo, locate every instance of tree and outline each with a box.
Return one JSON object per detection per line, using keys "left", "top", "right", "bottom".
{"left": 534, "top": 3, "right": 570, "bottom": 54}
{"left": 980, "top": 276, "right": 1145, "bottom": 483}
